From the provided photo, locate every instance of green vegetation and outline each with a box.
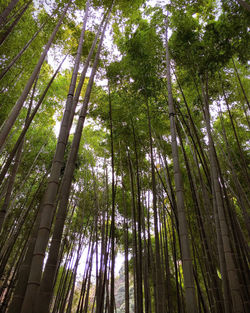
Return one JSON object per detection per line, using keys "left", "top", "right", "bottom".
{"left": 0, "top": 1, "right": 249, "bottom": 313}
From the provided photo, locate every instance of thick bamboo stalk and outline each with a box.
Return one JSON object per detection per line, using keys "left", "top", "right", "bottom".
{"left": 20, "top": 4, "right": 89, "bottom": 311}
{"left": 165, "top": 15, "right": 198, "bottom": 313}
{"left": 33, "top": 6, "right": 111, "bottom": 313}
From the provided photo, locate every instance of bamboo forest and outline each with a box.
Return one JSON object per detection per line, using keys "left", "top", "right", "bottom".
{"left": 0, "top": 0, "right": 249, "bottom": 312}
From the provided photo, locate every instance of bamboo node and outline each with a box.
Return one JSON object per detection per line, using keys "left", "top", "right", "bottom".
{"left": 28, "top": 281, "right": 40, "bottom": 286}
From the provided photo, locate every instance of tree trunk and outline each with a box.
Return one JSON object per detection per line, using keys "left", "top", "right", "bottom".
{"left": 6, "top": 206, "right": 42, "bottom": 313}
{"left": 69, "top": 13, "right": 105, "bottom": 128}
{"left": 174, "top": 71, "right": 210, "bottom": 184}
{"left": 122, "top": 185, "right": 130, "bottom": 313}
{"left": 165, "top": 15, "right": 198, "bottom": 313}
{"left": 108, "top": 82, "right": 116, "bottom": 313}
{"left": 201, "top": 78, "right": 244, "bottom": 313}
{"left": 127, "top": 153, "right": 138, "bottom": 313}
{"left": 145, "top": 97, "right": 165, "bottom": 313}
{"left": 20, "top": 3, "right": 88, "bottom": 312}
{"left": 131, "top": 120, "right": 143, "bottom": 313}
{"left": 176, "top": 118, "right": 225, "bottom": 313}
{"left": 33, "top": 7, "right": 111, "bottom": 313}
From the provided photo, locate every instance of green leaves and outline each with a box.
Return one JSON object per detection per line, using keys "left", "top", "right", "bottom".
{"left": 169, "top": 0, "right": 249, "bottom": 75}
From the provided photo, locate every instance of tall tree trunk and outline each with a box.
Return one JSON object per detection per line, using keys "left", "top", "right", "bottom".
{"left": 201, "top": 78, "right": 244, "bottom": 313}
{"left": 165, "top": 15, "right": 198, "bottom": 313}
{"left": 20, "top": 3, "right": 88, "bottom": 311}
{"left": 33, "top": 7, "right": 111, "bottom": 313}
{"left": 76, "top": 239, "right": 93, "bottom": 313}
{"left": 108, "top": 82, "right": 116, "bottom": 313}
{"left": 68, "top": 13, "right": 106, "bottom": 128}
{"left": 142, "top": 196, "right": 152, "bottom": 313}
{"left": 162, "top": 207, "right": 172, "bottom": 313}
{"left": 122, "top": 183, "right": 130, "bottom": 313}
{"left": 6, "top": 206, "right": 42, "bottom": 313}
{"left": 51, "top": 205, "right": 77, "bottom": 313}
{"left": 127, "top": 153, "right": 138, "bottom": 313}
{"left": 66, "top": 237, "right": 83, "bottom": 313}
{"left": 145, "top": 97, "right": 165, "bottom": 313}
{"left": 0, "top": 172, "right": 47, "bottom": 279}
{"left": 131, "top": 120, "right": 143, "bottom": 313}
{"left": 174, "top": 71, "right": 210, "bottom": 184}
{"left": 176, "top": 118, "right": 225, "bottom": 313}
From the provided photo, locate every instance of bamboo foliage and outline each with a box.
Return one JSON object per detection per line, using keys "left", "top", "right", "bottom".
{"left": 0, "top": 1, "right": 249, "bottom": 313}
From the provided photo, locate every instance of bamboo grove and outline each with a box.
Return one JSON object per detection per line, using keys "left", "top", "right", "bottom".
{"left": 0, "top": 0, "right": 249, "bottom": 312}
